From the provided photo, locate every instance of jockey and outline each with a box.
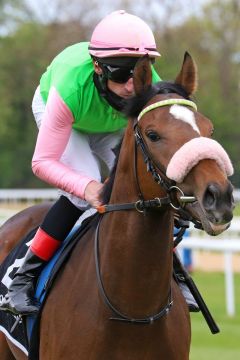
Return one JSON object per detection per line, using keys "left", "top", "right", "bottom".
{"left": 0, "top": 10, "right": 198, "bottom": 315}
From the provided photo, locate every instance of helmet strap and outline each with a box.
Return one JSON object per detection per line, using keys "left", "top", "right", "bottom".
{"left": 93, "top": 58, "right": 108, "bottom": 91}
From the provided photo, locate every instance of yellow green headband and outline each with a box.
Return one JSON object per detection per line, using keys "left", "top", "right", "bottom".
{"left": 137, "top": 99, "right": 198, "bottom": 122}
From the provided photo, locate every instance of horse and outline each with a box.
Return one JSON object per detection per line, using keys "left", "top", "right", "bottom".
{"left": 0, "top": 53, "right": 234, "bottom": 360}
{"left": 0, "top": 203, "right": 53, "bottom": 264}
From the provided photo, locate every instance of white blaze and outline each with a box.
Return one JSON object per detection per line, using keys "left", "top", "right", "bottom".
{"left": 169, "top": 104, "right": 200, "bottom": 134}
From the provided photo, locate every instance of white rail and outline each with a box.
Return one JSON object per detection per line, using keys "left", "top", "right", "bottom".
{"left": 180, "top": 219, "right": 240, "bottom": 317}
{"left": 0, "top": 188, "right": 239, "bottom": 202}
{"left": 0, "top": 189, "right": 58, "bottom": 201}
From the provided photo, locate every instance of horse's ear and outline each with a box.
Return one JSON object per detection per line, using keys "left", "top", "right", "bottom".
{"left": 175, "top": 52, "right": 198, "bottom": 96}
{"left": 133, "top": 55, "right": 152, "bottom": 95}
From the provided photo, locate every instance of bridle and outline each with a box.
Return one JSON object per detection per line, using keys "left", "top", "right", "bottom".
{"left": 98, "top": 98, "right": 198, "bottom": 215}
{"left": 134, "top": 99, "right": 203, "bottom": 231}
{"left": 95, "top": 98, "right": 201, "bottom": 325}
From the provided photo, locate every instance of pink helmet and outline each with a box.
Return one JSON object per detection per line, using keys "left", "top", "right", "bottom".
{"left": 89, "top": 10, "right": 160, "bottom": 59}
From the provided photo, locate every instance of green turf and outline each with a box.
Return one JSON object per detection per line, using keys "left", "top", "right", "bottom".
{"left": 189, "top": 271, "right": 240, "bottom": 359}
{"left": 233, "top": 203, "right": 240, "bottom": 216}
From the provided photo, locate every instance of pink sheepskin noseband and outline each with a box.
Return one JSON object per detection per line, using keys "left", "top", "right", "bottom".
{"left": 166, "top": 137, "right": 234, "bottom": 183}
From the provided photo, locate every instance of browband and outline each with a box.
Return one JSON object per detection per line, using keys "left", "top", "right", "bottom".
{"left": 137, "top": 99, "right": 197, "bottom": 122}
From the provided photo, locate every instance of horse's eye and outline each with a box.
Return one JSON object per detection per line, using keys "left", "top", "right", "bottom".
{"left": 146, "top": 131, "right": 160, "bottom": 142}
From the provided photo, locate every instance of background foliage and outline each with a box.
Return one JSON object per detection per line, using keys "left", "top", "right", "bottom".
{"left": 0, "top": 0, "right": 239, "bottom": 188}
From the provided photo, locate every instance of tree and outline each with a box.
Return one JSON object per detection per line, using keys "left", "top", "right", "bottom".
{"left": 152, "top": 0, "right": 240, "bottom": 186}
{"left": 0, "top": 15, "right": 92, "bottom": 187}
{"left": 0, "top": 22, "right": 48, "bottom": 187}
{"left": 0, "top": 0, "right": 239, "bottom": 187}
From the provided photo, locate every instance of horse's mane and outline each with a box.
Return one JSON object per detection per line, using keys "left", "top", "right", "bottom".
{"left": 100, "top": 81, "right": 190, "bottom": 204}
{"left": 100, "top": 140, "right": 122, "bottom": 204}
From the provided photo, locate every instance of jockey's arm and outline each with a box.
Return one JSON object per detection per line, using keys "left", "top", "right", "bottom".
{"left": 32, "top": 87, "right": 102, "bottom": 207}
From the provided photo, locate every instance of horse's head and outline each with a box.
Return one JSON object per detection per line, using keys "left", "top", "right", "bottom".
{"left": 126, "top": 53, "right": 234, "bottom": 236}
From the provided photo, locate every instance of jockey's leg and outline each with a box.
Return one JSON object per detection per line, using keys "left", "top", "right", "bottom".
{"left": 0, "top": 196, "right": 83, "bottom": 315}
{"left": 177, "top": 278, "right": 199, "bottom": 312}
{"left": 0, "top": 88, "right": 122, "bottom": 316}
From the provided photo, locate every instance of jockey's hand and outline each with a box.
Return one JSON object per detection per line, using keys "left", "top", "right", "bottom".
{"left": 84, "top": 181, "right": 104, "bottom": 208}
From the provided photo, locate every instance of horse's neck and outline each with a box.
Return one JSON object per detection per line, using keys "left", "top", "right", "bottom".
{"left": 99, "top": 127, "right": 173, "bottom": 315}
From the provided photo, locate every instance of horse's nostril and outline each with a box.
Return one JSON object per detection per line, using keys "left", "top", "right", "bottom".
{"left": 203, "top": 184, "right": 218, "bottom": 209}
{"left": 202, "top": 182, "right": 234, "bottom": 225}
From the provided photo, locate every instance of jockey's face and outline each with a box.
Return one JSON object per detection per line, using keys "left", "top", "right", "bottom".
{"left": 107, "top": 78, "right": 134, "bottom": 98}
{"left": 93, "top": 60, "right": 135, "bottom": 98}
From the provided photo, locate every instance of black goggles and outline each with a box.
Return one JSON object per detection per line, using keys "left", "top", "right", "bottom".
{"left": 102, "top": 64, "right": 134, "bottom": 84}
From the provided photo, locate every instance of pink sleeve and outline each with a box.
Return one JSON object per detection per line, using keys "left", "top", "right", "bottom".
{"left": 32, "top": 87, "right": 95, "bottom": 199}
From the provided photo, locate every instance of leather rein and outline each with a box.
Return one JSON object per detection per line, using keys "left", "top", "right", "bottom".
{"left": 94, "top": 98, "right": 200, "bottom": 325}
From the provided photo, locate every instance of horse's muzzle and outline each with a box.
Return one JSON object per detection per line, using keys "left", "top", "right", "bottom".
{"left": 202, "top": 182, "right": 235, "bottom": 225}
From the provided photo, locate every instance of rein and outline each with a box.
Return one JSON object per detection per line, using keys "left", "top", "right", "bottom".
{"left": 94, "top": 216, "right": 173, "bottom": 324}
{"left": 97, "top": 197, "right": 170, "bottom": 214}
{"left": 94, "top": 98, "right": 200, "bottom": 325}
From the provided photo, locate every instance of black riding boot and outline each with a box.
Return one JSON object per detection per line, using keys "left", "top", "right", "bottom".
{"left": 173, "top": 252, "right": 199, "bottom": 312}
{"left": 0, "top": 249, "right": 45, "bottom": 315}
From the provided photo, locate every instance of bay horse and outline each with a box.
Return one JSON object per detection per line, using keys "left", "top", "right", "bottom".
{"left": 0, "top": 53, "right": 234, "bottom": 360}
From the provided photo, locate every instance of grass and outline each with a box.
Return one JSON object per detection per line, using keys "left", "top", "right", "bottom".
{"left": 234, "top": 202, "right": 240, "bottom": 216}
{"left": 189, "top": 271, "right": 240, "bottom": 359}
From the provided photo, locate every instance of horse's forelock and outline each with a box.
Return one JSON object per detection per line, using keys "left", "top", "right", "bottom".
{"left": 123, "top": 81, "right": 191, "bottom": 119}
